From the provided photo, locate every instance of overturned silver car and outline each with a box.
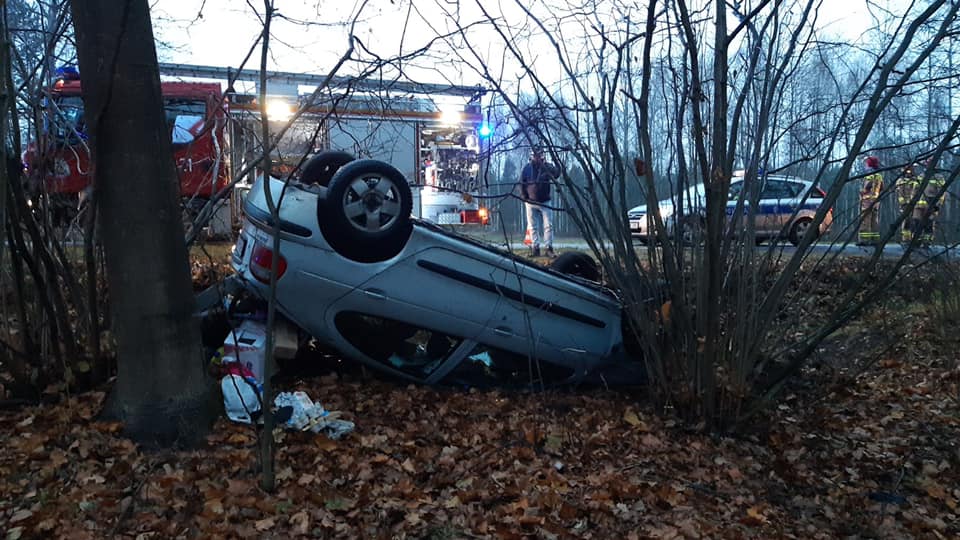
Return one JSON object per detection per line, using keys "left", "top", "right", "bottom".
{"left": 214, "top": 152, "right": 643, "bottom": 387}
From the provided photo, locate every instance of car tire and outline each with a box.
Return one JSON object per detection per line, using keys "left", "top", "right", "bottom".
{"left": 300, "top": 150, "right": 355, "bottom": 186}
{"left": 789, "top": 217, "right": 814, "bottom": 246}
{"left": 319, "top": 159, "right": 413, "bottom": 263}
{"left": 550, "top": 251, "right": 600, "bottom": 282}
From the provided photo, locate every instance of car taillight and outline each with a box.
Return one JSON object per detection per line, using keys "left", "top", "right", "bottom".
{"left": 250, "top": 243, "right": 287, "bottom": 284}
{"left": 815, "top": 188, "right": 834, "bottom": 214}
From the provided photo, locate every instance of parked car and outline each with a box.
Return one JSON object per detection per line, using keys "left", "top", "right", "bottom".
{"left": 217, "top": 152, "right": 649, "bottom": 387}
{"left": 627, "top": 172, "right": 833, "bottom": 246}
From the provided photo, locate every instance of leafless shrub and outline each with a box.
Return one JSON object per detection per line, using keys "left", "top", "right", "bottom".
{"left": 430, "top": 0, "right": 960, "bottom": 429}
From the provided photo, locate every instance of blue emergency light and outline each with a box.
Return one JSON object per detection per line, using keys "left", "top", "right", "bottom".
{"left": 478, "top": 123, "right": 492, "bottom": 138}
{"left": 55, "top": 65, "right": 80, "bottom": 81}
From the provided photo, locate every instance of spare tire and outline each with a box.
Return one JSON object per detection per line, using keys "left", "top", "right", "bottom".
{"left": 550, "top": 251, "right": 600, "bottom": 282}
{"left": 319, "top": 159, "right": 414, "bottom": 263}
{"left": 300, "top": 150, "right": 355, "bottom": 187}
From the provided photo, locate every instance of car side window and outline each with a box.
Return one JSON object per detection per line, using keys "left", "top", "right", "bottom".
{"left": 440, "top": 343, "right": 575, "bottom": 388}
{"left": 784, "top": 181, "right": 805, "bottom": 198}
{"left": 334, "top": 311, "right": 461, "bottom": 378}
{"left": 761, "top": 180, "right": 793, "bottom": 200}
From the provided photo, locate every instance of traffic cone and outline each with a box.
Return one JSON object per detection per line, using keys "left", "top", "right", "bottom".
{"left": 523, "top": 227, "right": 533, "bottom": 245}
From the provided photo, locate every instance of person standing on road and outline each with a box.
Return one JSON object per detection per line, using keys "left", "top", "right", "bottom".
{"left": 896, "top": 164, "right": 920, "bottom": 244}
{"left": 919, "top": 158, "right": 947, "bottom": 245}
{"left": 858, "top": 156, "right": 883, "bottom": 245}
{"left": 520, "top": 147, "right": 560, "bottom": 257}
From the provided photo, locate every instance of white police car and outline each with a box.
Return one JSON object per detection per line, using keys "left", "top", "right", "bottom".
{"left": 627, "top": 171, "right": 832, "bottom": 246}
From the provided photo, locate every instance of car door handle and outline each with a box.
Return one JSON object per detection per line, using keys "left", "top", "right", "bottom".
{"left": 562, "top": 347, "right": 587, "bottom": 354}
{"left": 363, "top": 289, "right": 386, "bottom": 300}
{"left": 493, "top": 326, "right": 513, "bottom": 337}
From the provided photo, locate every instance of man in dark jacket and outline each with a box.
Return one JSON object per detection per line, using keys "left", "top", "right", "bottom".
{"left": 520, "top": 147, "right": 560, "bottom": 257}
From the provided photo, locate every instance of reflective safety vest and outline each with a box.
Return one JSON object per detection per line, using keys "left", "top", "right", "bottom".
{"left": 921, "top": 176, "right": 946, "bottom": 209}
{"left": 860, "top": 172, "right": 883, "bottom": 201}
{"left": 897, "top": 176, "right": 919, "bottom": 206}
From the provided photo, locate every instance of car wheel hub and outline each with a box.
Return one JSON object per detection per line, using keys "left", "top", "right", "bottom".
{"left": 343, "top": 176, "right": 401, "bottom": 233}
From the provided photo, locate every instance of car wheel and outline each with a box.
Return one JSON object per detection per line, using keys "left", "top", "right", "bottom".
{"left": 319, "top": 159, "right": 413, "bottom": 262}
{"left": 789, "top": 218, "right": 814, "bottom": 246}
{"left": 300, "top": 150, "right": 355, "bottom": 186}
{"left": 550, "top": 251, "right": 600, "bottom": 282}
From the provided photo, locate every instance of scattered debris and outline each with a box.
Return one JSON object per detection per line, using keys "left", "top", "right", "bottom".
{"left": 274, "top": 391, "right": 355, "bottom": 439}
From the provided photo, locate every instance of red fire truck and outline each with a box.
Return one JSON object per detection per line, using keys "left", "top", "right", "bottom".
{"left": 26, "top": 64, "right": 491, "bottom": 235}
{"left": 23, "top": 67, "right": 229, "bottom": 227}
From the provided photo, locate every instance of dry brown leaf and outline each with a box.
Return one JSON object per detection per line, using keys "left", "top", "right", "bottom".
{"left": 518, "top": 514, "right": 544, "bottom": 526}
{"left": 9, "top": 509, "right": 32, "bottom": 523}
{"left": 316, "top": 436, "right": 338, "bottom": 451}
{"left": 925, "top": 482, "right": 948, "bottom": 500}
{"left": 254, "top": 517, "right": 275, "bottom": 531}
{"left": 276, "top": 467, "right": 294, "bottom": 481}
{"left": 742, "top": 506, "right": 768, "bottom": 526}
{"left": 204, "top": 498, "right": 224, "bottom": 515}
{"left": 641, "top": 434, "right": 662, "bottom": 447}
{"left": 623, "top": 409, "right": 643, "bottom": 427}
{"left": 227, "top": 432, "right": 252, "bottom": 445}
{"left": 226, "top": 478, "right": 253, "bottom": 496}
{"left": 290, "top": 510, "right": 310, "bottom": 534}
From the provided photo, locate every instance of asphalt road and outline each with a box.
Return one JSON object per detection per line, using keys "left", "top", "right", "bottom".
{"left": 492, "top": 238, "right": 960, "bottom": 261}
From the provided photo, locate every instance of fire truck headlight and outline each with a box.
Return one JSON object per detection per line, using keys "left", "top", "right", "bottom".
{"left": 440, "top": 106, "right": 462, "bottom": 126}
{"left": 265, "top": 99, "right": 294, "bottom": 121}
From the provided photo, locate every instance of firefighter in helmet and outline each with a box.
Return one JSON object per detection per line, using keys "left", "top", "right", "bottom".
{"left": 918, "top": 158, "right": 947, "bottom": 245}
{"left": 896, "top": 164, "right": 920, "bottom": 243}
{"left": 858, "top": 156, "right": 883, "bottom": 245}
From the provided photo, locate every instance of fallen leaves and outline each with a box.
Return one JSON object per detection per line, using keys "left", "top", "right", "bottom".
{"left": 1, "top": 302, "right": 959, "bottom": 540}
{"left": 9, "top": 509, "right": 32, "bottom": 523}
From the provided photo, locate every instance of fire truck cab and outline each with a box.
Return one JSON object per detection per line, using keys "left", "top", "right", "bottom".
{"left": 24, "top": 66, "right": 229, "bottom": 232}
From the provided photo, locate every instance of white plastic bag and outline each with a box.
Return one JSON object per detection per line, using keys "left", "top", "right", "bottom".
{"left": 221, "top": 374, "right": 262, "bottom": 424}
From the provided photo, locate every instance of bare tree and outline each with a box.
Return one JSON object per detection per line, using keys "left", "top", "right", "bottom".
{"left": 69, "top": 0, "right": 215, "bottom": 445}
{"left": 428, "top": 0, "right": 960, "bottom": 429}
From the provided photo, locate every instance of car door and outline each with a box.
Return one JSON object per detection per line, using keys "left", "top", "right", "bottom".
{"left": 726, "top": 180, "right": 755, "bottom": 231}
{"left": 757, "top": 179, "right": 796, "bottom": 235}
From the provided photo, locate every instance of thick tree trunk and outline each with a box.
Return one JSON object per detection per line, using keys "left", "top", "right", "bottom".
{"left": 70, "top": 0, "right": 214, "bottom": 446}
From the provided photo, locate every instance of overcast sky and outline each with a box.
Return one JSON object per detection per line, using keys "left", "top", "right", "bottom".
{"left": 150, "top": 0, "right": 902, "bottom": 91}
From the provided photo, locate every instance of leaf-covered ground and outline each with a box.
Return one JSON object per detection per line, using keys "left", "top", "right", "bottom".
{"left": 3, "top": 360, "right": 958, "bottom": 537}
{"left": 2, "top": 261, "right": 959, "bottom": 538}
